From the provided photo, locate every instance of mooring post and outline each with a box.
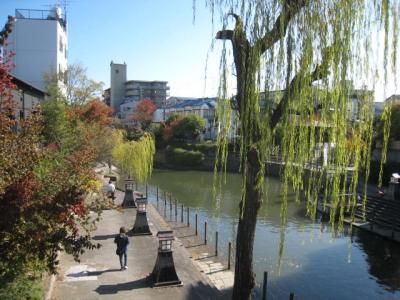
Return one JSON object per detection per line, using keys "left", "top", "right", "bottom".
{"left": 195, "top": 214, "right": 198, "bottom": 235}
{"left": 289, "top": 292, "right": 294, "bottom": 300}
{"left": 156, "top": 187, "right": 159, "bottom": 202}
{"left": 215, "top": 231, "right": 218, "bottom": 256}
{"left": 164, "top": 200, "right": 166, "bottom": 217}
{"left": 204, "top": 222, "right": 207, "bottom": 245}
{"left": 181, "top": 204, "right": 184, "bottom": 223}
{"left": 146, "top": 184, "right": 148, "bottom": 198}
{"left": 187, "top": 207, "right": 189, "bottom": 226}
{"left": 228, "top": 242, "right": 231, "bottom": 269}
{"left": 262, "top": 271, "right": 268, "bottom": 300}
{"left": 169, "top": 194, "right": 172, "bottom": 212}
{"left": 175, "top": 199, "right": 177, "bottom": 221}
{"left": 164, "top": 191, "right": 167, "bottom": 207}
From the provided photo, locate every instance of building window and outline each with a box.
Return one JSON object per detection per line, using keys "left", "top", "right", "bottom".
{"left": 115, "top": 69, "right": 119, "bottom": 74}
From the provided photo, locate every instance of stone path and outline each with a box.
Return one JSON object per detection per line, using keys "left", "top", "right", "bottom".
{"left": 51, "top": 173, "right": 231, "bottom": 299}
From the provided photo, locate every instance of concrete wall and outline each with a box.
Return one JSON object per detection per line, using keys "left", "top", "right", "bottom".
{"left": 110, "top": 62, "right": 127, "bottom": 113}
{"left": 7, "top": 18, "right": 67, "bottom": 92}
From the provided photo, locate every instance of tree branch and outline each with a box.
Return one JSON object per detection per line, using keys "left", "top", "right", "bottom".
{"left": 269, "top": 45, "right": 333, "bottom": 129}
{"left": 255, "top": 0, "right": 307, "bottom": 54}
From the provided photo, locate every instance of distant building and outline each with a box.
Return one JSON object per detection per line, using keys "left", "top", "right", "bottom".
{"left": 154, "top": 97, "right": 238, "bottom": 141}
{"left": 5, "top": 7, "right": 68, "bottom": 92}
{"left": 106, "top": 61, "right": 169, "bottom": 113}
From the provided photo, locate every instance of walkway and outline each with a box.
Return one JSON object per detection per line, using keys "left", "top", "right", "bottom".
{"left": 51, "top": 187, "right": 231, "bottom": 299}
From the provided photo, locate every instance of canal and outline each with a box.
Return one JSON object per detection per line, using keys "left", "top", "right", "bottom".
{"left": 145, "top": 169, "right": 400, "bottom": 299}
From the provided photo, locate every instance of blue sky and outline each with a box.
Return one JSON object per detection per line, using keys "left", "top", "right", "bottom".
{"left": 1, "top": 0, "right": 222, "bottom": 97}
{"left": 1, "top": 0, "right": 399, "bottom": 101}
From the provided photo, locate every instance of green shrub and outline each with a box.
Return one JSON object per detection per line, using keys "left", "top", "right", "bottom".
{"left": 165, "top": 146, "right": 205, "bottom": 166}
{"left": 0, "top": 275, "right": 43, "bottom": 300}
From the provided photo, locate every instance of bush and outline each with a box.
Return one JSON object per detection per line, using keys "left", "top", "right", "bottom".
{"left": 171, "top": 114, "right": 206, "bottom": 142}
{"left": 165, "top": 146, "right": 205, "bottom": 166}
{"left": 0, "top": 275, "right": 43, "bottom": 300}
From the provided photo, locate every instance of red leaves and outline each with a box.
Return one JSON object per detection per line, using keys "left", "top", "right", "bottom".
{"left": 71, "top": 99, "right": 114, "bottom": 126}
{"left": 131, "top": 98, "right": 156, "bottom": 124}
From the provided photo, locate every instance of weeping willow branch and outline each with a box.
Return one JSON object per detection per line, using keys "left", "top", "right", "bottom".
{"left": 270, "top": 46, "right": 334, "bottom": 130}
{"left": 256, "top": 0, "right": 307, "bottom": 54}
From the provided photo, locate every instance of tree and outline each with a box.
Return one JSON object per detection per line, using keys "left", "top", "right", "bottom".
{"left": 202, "top": 1, "right": 400, "bottom": 299}
{"left": 46, "top": 63, "right": 103, "bottom": 106}
{"left": 130, "top": 98, "right": 156, "bottom": 129}
{"left": 172, "top": 114, "right": 206, "bottom": 141}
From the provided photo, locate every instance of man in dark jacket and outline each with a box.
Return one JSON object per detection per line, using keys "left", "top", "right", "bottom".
{"left": 114, "top": 227, "right": 129, "bottom": 270}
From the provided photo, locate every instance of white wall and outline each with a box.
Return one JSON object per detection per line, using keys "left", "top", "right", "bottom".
{"left": 7, "top": 18, "right": 67, "bottom": 92}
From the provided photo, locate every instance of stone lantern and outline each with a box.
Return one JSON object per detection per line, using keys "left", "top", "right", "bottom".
{"left": 130, "top": 197, "right": 152, "bottom": 236}
{"left": 122, "top": 178, "right": 136, "bottom": 208}
{"left": 148, "top": 231, "right": 181, "bottom": 287}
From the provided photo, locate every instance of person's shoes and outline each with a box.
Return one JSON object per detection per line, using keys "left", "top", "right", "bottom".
{"left": 120, "top": 267, "right": 124, "bottom": 271}
{"left": 124, "top": 266, "right": 128, "bottom": 270}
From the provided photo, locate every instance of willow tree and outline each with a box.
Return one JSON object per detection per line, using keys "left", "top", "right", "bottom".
{"left": 112, "top": 131, "right": 155, "bottom": 183}
{"left": 200, "top": 0, "right": 400, "bottom": 299}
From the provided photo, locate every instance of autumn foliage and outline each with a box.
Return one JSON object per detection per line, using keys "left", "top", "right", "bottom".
{"left": 131, "top": 98, "right": 156, "bottom": 127}
{"left": 0, "top": 30, "right": 112, "bottom": 291}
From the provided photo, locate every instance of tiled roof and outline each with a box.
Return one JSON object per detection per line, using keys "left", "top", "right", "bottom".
{"left": 168, "top": 97, "right": 217, "bottom": 109}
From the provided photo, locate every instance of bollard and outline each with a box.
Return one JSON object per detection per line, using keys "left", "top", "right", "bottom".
{"left": 289, "top": 292, "right": 294, "bottom": 300}
{"left": 262, "top": 271, "right": 268, "bottom": 300}
{"left": 156, "top": 187, "right": 159, "bottom": 206}
{"left": 215, "top": 231, "right": 218, "bottom": 256}
{"left": 164, "top": 191, "right": 167, "bottom": 207}
{"left": 187, "top": 207, "right": 190, "bottom": 226}
{"left": 181, "top": 205, "right": 184, "bottom": 223}
{"left": 228, "top": 242, "right": 231, "bottom": 269}
{"left": 204, "top": 222, "right": 207, "bottom": 245}
{"left": 146, "top": 184, "right": 148, "bottom": 198}
{"left": 175, "top": 199, "right": 177, "bottom": 221}
{"left": 195, "top": 214, "right": 198, "bottom": 235}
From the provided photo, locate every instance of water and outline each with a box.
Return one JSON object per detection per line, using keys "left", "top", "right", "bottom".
{"left": 145, "top": 169, "right": 400, "bottom": 300}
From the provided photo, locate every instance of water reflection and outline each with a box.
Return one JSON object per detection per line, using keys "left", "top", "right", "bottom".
{"left": 148, "top": 169, "right": 400, "bottom": 299}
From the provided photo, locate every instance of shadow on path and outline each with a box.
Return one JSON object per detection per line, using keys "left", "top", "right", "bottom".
{"left": 88, "top": 268, "right": 121, "bottom": 276}
{"left": 94, "top": 277, "right": 149, "bottom": 295}
{"left": 92, "top": 234, "right": 117, "bottom": 240}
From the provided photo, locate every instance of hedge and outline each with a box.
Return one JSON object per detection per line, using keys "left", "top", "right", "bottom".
{"left": 165, "top": 146, "right": 205, "bottom": 166}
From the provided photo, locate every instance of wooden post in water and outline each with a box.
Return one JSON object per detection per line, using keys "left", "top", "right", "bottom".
{"left": 195, "top": 214, "right": 198, "bottom": 235}
{"left": 181, "top": 204, "right": 184, "bottom": 223}
{"left": 262, "top": 271, "right": 268, "bottom": 300}
{"left": 187, "top": 207, "right": 189, "bottom": 226}
{"left": 164, "top": 191, "right": 166, "bottom": 207}
{"left": 215, "top": 231, "right": 218, "bottom": 256}
{"left": 204, "top": 222, "right": 207, "bottom": 245}
{"left": 146, "top": 184, "right": 148, "bottom": 198}
{"left": 289, "top": 292, "right": 294, "bottom": 300}
{"left": 156, "top": 187, "right": 159, "bottom": 208}
{"left": 228, "top": 242, "right": 231, "bottom": 270}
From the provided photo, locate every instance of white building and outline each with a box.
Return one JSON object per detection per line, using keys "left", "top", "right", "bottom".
{"left": 6, "top": 7, "right": 68, "bottom": 92}
{"left": 154, "top": 97, "right": 238, "bottom": 141}
{"left": 105, "top": 62, "right": 169, "bottom": 114}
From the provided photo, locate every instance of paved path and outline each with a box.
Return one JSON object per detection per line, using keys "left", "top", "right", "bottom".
{"left": 52, "top": 186, "right": 231, "bottom": 299}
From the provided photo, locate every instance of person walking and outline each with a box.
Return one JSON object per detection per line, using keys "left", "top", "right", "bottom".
{"left": 114, "top": 227, "right": 129, "bottom": 270}
{"left": 107, "top": 180, "right": 116, "bottom": 203}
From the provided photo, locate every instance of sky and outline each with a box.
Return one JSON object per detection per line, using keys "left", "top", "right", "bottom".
{"left": 0, "top": 0, "right": 223, "bottom": 97}
{"left": 1, "top": 0, "right": 399, "bottom": 101}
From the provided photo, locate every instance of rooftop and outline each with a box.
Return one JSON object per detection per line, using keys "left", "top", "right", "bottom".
{"left": 15, "top": 8, "right": 67, "bottom": 29}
